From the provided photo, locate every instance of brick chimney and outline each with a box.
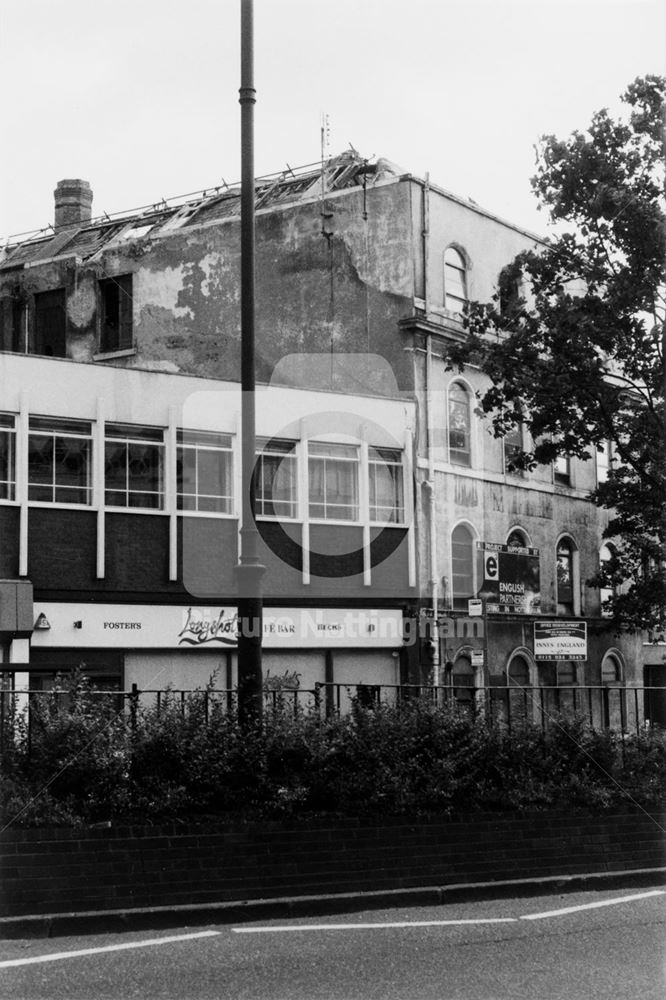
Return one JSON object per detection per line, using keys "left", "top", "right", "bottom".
{"left": 54, "top": 179, "right": 93, "bottom": 230}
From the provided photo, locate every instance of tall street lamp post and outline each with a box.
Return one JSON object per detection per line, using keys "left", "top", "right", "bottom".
{"left": 236, "top": 0, "right": 265, "bottom": 724}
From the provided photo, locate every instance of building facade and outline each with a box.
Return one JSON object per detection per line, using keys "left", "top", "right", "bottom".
{"left": 0, "top": 153, "right": 648, "bottom": 713}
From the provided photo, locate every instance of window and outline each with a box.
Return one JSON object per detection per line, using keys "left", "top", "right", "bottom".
{"left": 444, "top": 247, "right": 467, "bottom": 314}
{"left": 0, "top": 296, "right": 26, "bottom": 352}
{"left": 105, "top": 423, "right": 164, "bottom": 509}
{"left": 255, "top": 438, "right": 297, "bottom": 518}
{"left": 177, "top": 430, "right": 233, "bottom": 514}
{"left": 99, "top": 275, "right": 133, "bottom": 353}
{"left": 554, "top": 455, "right": 571, "bottom": 485}
{"left": 369, "top": 447, "right": 404, "bottom": 523}
{"left": 28, "top": 417, "right": 92, "bottom": 505}
{"left": 451, "top": 524, "right": 475, "bottom": 609}
{"left": 596, "top": 440, "right": 614, "bottom": 484}
{"left": 34, "top": 289, "right": 66, "bottom": 357}
{"left": 556, "top": 538, "right": 576, "bottom": 614}
{"left": 503, "top": 424, "right": 523, "bottom": 474}
{"left": 599, "top": 543, "right": 616, "bottom": 616}
{"left": 308, "top": 442, "right": 359, "bottom": 521}
{"left": 601, "top": 653, "right": 621, "bottom": 685}
{"left": 0, "top": 415, "right": 16, "bottom": 501}
{"left": 448, "top": 383, "right": 472, "bottom": 466}
{"left": 557, "top": 661, "right": 577, "bottom": 686}
{"left": 507, "top": 655, "right": 530, "bottom": 689}
{"left": 507, "top": 528, "right": 528, "bottom": 549}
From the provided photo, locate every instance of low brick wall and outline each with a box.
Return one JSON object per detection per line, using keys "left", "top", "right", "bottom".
{"left": 1, "top": 809, "right": 664, "bottom": 917}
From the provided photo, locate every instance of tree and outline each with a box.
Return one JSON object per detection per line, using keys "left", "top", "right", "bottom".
{"left": 448, "top": 75, "right": 666, "bottom": 632}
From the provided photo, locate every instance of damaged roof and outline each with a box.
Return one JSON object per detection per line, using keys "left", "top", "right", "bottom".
{"left": 0, "top": 152, "right": 403, "bottom": 271}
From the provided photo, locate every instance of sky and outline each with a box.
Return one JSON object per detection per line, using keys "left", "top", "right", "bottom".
{"left": 1, "top": 0, "right": 664, "bottom": 242}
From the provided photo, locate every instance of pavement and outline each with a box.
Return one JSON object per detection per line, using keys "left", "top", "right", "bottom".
{"left": 2, "top": 864, "right": 664, "bottom": 939}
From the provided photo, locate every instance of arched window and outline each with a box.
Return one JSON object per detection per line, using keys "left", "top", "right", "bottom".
{"left": 556, "top": 537, "right": 577, "bottom": 614}
{"left": 507, "top": 528, "right": 528, "bottom": 549}
{"left": 451, "top": 524, "right": 475, "bottom": 609}
{"left": 448, "top": 383, "right": 472, "bottom": 466}
{"left": 444, "top": 247, "right": 467, "bottom": 314}
{"left": 452, "top": 654, "right": 475, "bottom": 707}
{"left": 507, "top": 655, "right": 530, "bottom": 688}
{"left": 601, "top": 652, "right": 622, "bottom": 685}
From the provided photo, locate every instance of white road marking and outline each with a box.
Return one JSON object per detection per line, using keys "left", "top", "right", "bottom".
{"left": 0, "top": 930, "right": 220, "bottom": 969}
{"left": 233, "top": 918, "right": 517, "bottom": 933}
{"left": 520, "top": 889, "right": 666, "bottom": 921}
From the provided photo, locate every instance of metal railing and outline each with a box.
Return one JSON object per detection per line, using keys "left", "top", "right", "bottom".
{"left": 0, "top": 684, "right": 662, "bottom": 753}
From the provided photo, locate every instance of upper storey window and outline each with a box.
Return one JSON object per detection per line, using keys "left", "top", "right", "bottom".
{"left": 34, "top": 289, "right": 66, "bottom": 358}
{"left": 308, "top": 442, "right": 359, "bottom": 522}
{"left": 105, "top": 423, "right": 164, "bottom": 509}
{"left": 255, "top": 439, "right": 298, "bottom": 518}
{"left": 444, "top": 247, "right": 467, "bottom": 314}
{"left": 0, "top": 415, "right": 16, "bottom": 501}
{"left": 369, "top": 447, "right": 404, "bottom": 524}
{"left": 448, "top": 382, "right": 472, "bottom": 466}
{"left": 99, "top": 276, "right": 133, "bottom": 353}
{"left": 177, "top": 430, "right": 233, "bottom": 514}
{"left": 28, "top": 417, "right": 92, "bottom": 505}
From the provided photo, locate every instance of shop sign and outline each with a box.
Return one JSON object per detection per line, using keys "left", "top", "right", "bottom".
{"left": 470, "top": 650, "right": 485, "bottom": 668}
{"left": 534, "top": 621, "right": 587, "bottom": 661}
{"left": 29, "top": 604, "right": 404, "bottom": 650}
{"left": 476, "top": 542, "right": 541, "bottom": 615}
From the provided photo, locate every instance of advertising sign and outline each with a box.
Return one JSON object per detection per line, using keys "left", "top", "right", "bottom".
{"left": 29, "top": 604, "right": 404, "bottom": 650}
{"left": 476, "top": 542, "right": 541, "bottom": 615}
{"left": 534, "top": 621, "right": 587, "bottom": 661}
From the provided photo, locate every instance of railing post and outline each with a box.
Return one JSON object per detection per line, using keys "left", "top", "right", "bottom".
{"left": 129, "top": 683, "right": 139, "bottom": 738}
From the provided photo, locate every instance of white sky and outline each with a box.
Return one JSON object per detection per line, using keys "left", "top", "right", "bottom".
{"left": 1, "top": 0, "right": 664, "bottom": 241}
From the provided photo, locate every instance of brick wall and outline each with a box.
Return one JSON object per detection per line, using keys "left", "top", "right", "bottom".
{"left": 1, "top": 809, "right": 664, "bottom": 917}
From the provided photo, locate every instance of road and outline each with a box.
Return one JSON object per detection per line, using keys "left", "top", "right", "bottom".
{"left": 0, "top": 887, "right": 664, "bottom": 1000}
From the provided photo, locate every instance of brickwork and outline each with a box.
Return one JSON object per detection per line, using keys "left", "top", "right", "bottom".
{"left": 1, "top": 809, "right": 663, "bottom": 917}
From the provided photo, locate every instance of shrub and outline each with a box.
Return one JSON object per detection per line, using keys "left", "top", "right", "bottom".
{"left": 1, "top": 683, "right": 664, "bottom": 827}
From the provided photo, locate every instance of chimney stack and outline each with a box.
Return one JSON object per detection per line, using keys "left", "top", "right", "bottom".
{"left": 54, "top": 179, "right": 93, "bottom": 230}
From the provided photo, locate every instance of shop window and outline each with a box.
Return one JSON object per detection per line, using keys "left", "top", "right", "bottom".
{"left": 34, "top": 289, "right": 66, "bottom": 357}
{"left": 0, "top": 415, "right": 16, "bottom": 501}
{"left": 444, "top": 246, "right": 467, "bottom": 314}
{"left": 99, "top": 275, "right": 133, "bottom": 353}
{"left": 177, "top": 430, "right": 233, "bottom": 514}
{"left": 556, "top": 537, "right": 577, "bottom": 614}
{"left": 368, "top": 447, "right": 404, "bottom": 523}
{"left": 448, "top": 383, "right": 472, "bottom": 466}
{"left": 554, "top": 455, "right": 571, "bottom": 486}
{"left": 105, "top": 423, "right": 164, "bottom": 509}
{"left": 451, "top": 524, "right": 475, "bottom": 609}
{"left": 28, "top": 417, "right": 92, "bottom": 505}
{"left": 308, "top": 442, "right": 359, "bottom": 521}
{"left": 503, "top": 424, "right": 523, "bottom": 474}
{"left": 255, "top": 439, "right": 298, "bottom": 518}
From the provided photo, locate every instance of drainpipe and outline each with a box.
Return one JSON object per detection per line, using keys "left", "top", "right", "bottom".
{"left": 425, "top": 333, "right": 440, "bottom": 687}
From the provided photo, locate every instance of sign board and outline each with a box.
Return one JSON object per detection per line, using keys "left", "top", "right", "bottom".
{"left": 467, "top": 599, "right": 483, "bottom": 617}
{"left": 470, "top": 650, "right": 485, "bottom": 668}
{"left": 476, "top": 542, "right": 540, "bottom": 615}
{"left": 30, "top": 604, "right": 404, "bottom": 650}
{"left": 534, "top": 621, "right": 587, "bottom": 661}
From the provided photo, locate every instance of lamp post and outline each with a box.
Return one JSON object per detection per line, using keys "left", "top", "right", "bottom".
{"left": 236, "top": 0, "right": 265, "bottom": 724}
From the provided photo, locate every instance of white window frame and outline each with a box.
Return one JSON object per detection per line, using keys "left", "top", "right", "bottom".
{"left": 255, "top": 437, "right": 299, "bottom": 520}
{"left": 444, "top": 246, "right": 468, "bottom": 315}
{"left": 368, "top": 446, "right": 405, "bottom": 525}
{"left": 447, "top": 381, "right": 473, "bottom": 467}
{"left": 176, "top": 429, "right": 234, "bottom": 516}
{"left": 104, "top": 423, "right": 165, "bottom": 511}
{"left": 0, "top": 414, "right": 17, "bottom": 503}
{"left": 27, "top": 416, "right": 93, "bottom": 507}
{"left": 307, "top": 441, "right": 360, "bottom": 523}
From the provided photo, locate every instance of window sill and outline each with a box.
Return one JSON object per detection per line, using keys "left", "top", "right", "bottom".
{"left": 93, "top": 348, "right": 137, "bottom": 361}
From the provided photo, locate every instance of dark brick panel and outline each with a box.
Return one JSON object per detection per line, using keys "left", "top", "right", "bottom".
{"left": 0, "top": 809, "right": 664, "bottom": 917}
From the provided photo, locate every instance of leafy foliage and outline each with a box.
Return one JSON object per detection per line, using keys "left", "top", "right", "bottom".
{"left": 448, "top": 76, "right": 666, "bottom": 631}
{"left": 1, "top": 678, "right": 664, "bottom": 828}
